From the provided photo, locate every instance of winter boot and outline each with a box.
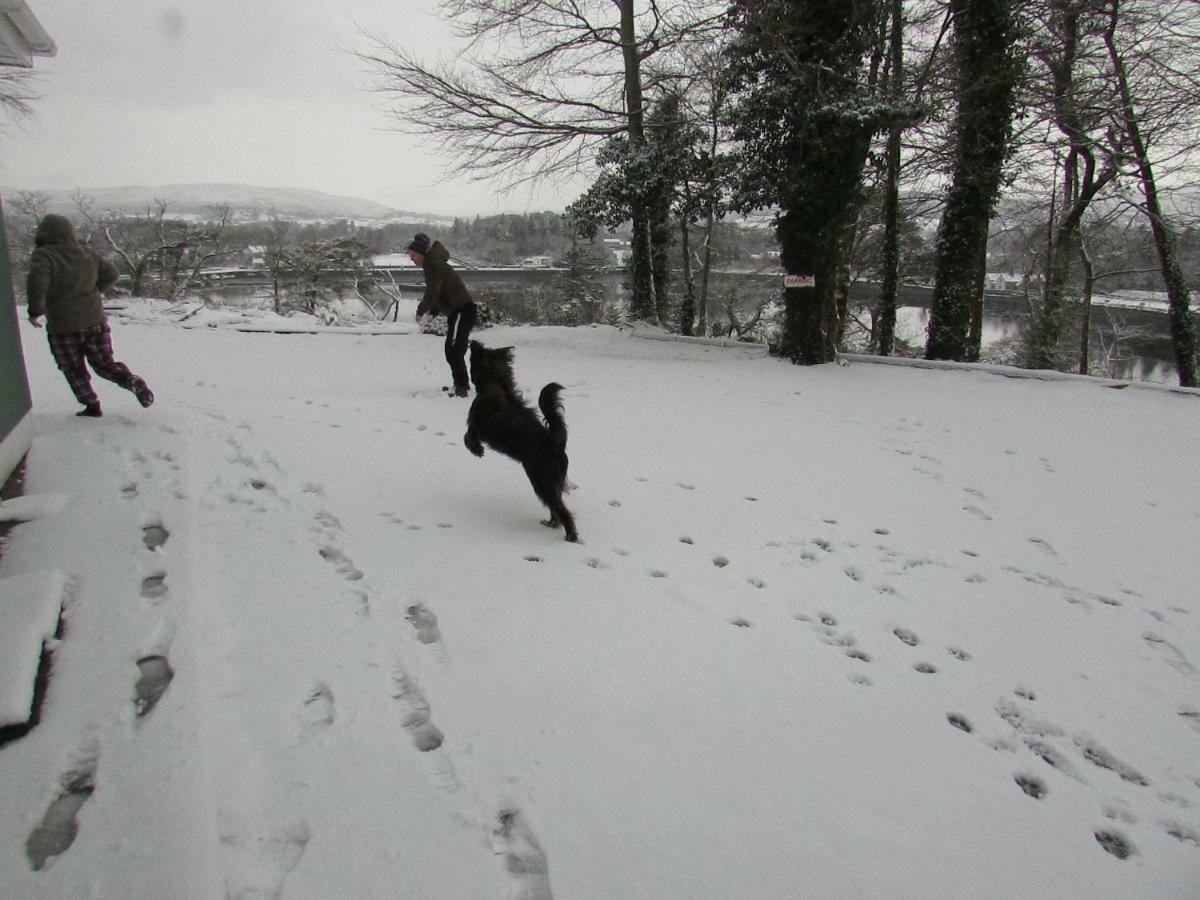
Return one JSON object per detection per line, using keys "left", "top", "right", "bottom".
{"left": 76, "top": 403, "right": 102, "bottom": 418}
{"left": 129, "top": 378, "right": 155, "bottom": 408}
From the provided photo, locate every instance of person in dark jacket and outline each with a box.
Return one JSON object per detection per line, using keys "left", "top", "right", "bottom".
{"left": 409, "top": 232, "right": 476, "bottom": 397}
{"left": 26, "top": 214, "right": 154, "bottom": 417}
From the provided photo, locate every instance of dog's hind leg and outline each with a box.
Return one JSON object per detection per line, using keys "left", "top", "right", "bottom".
{"left": 550, "top": 500, "right": 579, "bottom": 543}
{"left": 525, "top": 464, "right": 579, "bottom": 543}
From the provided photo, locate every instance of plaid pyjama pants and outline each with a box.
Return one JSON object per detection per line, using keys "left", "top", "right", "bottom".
{"left": 46, "top": 324, "right": 139, "bottom": 407}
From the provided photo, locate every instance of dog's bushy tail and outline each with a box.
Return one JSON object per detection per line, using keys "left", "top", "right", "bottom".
{"left": 538, "top": 383, "right": 568, "bottom": 451}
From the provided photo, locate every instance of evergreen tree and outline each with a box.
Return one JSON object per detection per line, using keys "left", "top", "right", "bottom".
{"left": 567, "top": 94, "right": 700, "bottom": 324}
{"left": 725, "top": 0, "right": 893, "bottom": 364}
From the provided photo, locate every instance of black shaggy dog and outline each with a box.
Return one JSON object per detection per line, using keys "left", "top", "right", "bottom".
{"left": 464, "top": 341, "right": 578, "bottom": 542}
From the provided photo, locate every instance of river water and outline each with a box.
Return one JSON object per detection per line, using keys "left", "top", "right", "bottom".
{"left": 201, "top": 270, "right": 1185, "bottom": 385}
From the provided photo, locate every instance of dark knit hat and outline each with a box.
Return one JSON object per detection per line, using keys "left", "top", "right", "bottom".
{"left": 406, "top": 233, "right": 432, "bottom": 255}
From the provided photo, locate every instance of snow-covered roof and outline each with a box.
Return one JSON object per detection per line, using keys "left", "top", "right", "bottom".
{"left": 372, "top": 253, "right": 417, "bottom": 268}
{"left": 0, "top": 1, "right": 56, "bottom": 68}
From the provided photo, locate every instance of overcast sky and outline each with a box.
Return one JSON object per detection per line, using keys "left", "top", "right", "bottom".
{"left": 0, "top": 0, "right": 586, "bottom": 216}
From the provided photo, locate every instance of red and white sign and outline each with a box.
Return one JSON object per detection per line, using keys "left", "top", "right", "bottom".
{"left": 783, "top": 275, "right": 815, "bottom": 288}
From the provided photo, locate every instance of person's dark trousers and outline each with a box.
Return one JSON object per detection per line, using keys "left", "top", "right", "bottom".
{"left": 445, "top": 302, "right": 477, "bottom": 395}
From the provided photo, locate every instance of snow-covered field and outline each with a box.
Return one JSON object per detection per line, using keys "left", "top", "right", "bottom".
{"left": 1, "top": 298, "right": 1199, "bottom": 899}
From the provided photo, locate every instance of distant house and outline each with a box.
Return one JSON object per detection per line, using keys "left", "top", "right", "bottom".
{"left": 0, "top": 2, "right": 56, "bottom": 487}
{"left": 521, "top": 255, "right": 553, "bottom": 268}
{"left": 371, "top": 252, "right": 417, "bottom": 269}
{"left": 984, "top": 273, "right": 1025, "bottom": 293}
{"left": 602, "top": 238, "right": 631, "bottom": 267}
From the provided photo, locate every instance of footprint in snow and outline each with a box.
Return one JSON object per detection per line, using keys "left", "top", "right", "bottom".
{"left": 493, "top": 808, "right": 553, "bottom": 900}
{"left": 947, "top": 713, "right": 973, "bottom": 733}
{"left": 318, "top": 546, "right": 364, "bottom": 581}
{"left": 220, "top": 818, "right": 311, "bottom": 899}
{"left": 140, "top": 571, "right": 168, "bottom": 599}
{"left": 1014, "top": 772, "right": 1047, "bottom": 799}
{"left": 142, "top": 522, "right": 169, "bottom": 551}
{"left": 1027, "top": 537, "right": 1057, "bottom": 556}
{"left": 295, "top": 681, "right": 335, "bottom": 743}
{"left": 391, "top": 668, "right": 443, "bottom": 752}
{"left": 1143, "top": 632, "right": 1200, "bottom": 679}
{"left": 893, "top": 627, "right": 920, "bottom": 647}
{"left": 1094, "top": 829, "right": 1135, "bottom": 860}
{"left": 26, "top": 746, "right": 99, "bottom": 871}
{"left": 134, "top": 655, "right": 174, "bottom": 718}
{"left": 1162, "top": 821, "right": 1200, "bottom": 848}
{"left": 406, "top": 604, "right": 442, "bottom": 644}
{"left": 1074, "top": 735, "right": 1149, "bottom": 786}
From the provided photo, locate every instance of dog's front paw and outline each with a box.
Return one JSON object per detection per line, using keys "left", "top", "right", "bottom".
{"left": 464, "top": 434, "right": 485, "bottom": 457}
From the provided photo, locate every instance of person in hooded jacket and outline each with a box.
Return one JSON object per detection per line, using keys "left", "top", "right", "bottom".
{"left": 26, "top": 214, "right": 154, "bottom": 417}
{"left": 409, "top": 232, "right": 476, "bottom": 397}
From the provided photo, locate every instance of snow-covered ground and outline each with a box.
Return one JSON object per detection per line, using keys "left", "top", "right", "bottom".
{"left": 1, "top": 298, "right": 1199, "bottom": 899}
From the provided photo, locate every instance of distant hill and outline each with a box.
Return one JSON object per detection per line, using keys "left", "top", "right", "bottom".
{"left": 1, "top": 183, "right": 454, "bottom": 225}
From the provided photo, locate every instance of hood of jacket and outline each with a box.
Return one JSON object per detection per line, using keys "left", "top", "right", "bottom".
{"left": 35, "top": 214, "right": 79, "bottom": 248}
{"left": 425, "top": 241, "right": 450, "bottom": 267}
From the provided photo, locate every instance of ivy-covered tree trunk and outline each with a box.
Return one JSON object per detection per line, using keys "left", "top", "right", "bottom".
{"left": 649, "top": 190, "right": 672, "bottom": 324}
{"left": 629, "top": 205, "right": 655, "bottom": 321}
{"left": 727, "top": 0, "right": 886, "bottom": 365}
{"left": 619, "top": 0, "right": 655, "bottom": 322}
{"left": 877, "top": 123, "right": 902, "bottom": 356}
{"left": 1077, "top": 236, "right": 1095, "bottom": 375}
{"left": 679, "top": 218, "right": 696, "bottom": 335}
{"left": 876, "top": 0, "right": 905, "bottom": 357}
{"left": 926, "top": 0, "right": 1017, "bottom": 361}
{"left": 777, "top": 117, "right": 877, "bottom": 364}
{"left": 699, "top": 208, "right": 715, "bottom": 336}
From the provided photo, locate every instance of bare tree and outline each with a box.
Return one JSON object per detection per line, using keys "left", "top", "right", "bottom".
{"left": 262, "top": 219, "right": 292, "bottom": 313}
{"left": 75, "top": 198, "right": 232, "bottom": 300}
{"left": 0, "top": 69, "right": 37, "bottom": 124}
{"left": 167, "top": 205, "right": 232, "bottom": 301}
{"left": 1101, "top": 0, "right": 1198, "bottom": 386}
{"left": 357, "top": 0, "right": 724, "bottom": 319}
{"left": 1026, "top": 0, "right": 1119, "bottom": 370}
{"left": 75, "top": 198, "right": 169, "bottom": 297}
